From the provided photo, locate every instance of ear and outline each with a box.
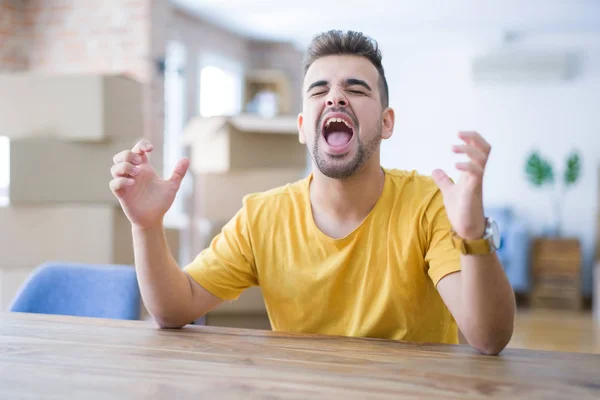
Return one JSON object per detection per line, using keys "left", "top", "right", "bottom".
{"left": 297, "top": 113, "right": 306, "bottom": 144}
{"left": 381, "top": 107, "right": 395, "bottom": 140}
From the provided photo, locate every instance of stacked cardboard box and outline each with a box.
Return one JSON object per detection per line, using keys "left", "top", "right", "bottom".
{"left": 0, "top": 73, "right": 181, "bottom": 316}
{"left": 184, "top": 114, "right": 308, "bottom": 329}
{"left": 0, "top": 73, "right": 144, "bottom": 141}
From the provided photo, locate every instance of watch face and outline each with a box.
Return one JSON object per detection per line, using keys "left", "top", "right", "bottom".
{"left": 489, "top": 219, "right": 501, "bottom": 249}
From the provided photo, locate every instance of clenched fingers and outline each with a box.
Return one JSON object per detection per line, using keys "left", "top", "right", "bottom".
{"left": 111, "top": 162, "right": 140, "bottom": 179}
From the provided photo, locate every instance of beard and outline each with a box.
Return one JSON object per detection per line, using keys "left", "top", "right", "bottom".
{"left": 311, "top": 116, "right": 382, "bottom": 180}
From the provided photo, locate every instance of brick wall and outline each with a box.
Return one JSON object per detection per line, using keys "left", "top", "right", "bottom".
{"left": 0, "top": 0, "right": 27, "bottom": 71}
{"left": 1, "top": 0, "right": 304, "bottom": 150}
{"left": 0, "top": 0, "right": 154, "bottom": 143}
{"left": 24, "top": 0, "right": 151, "bottom": 82}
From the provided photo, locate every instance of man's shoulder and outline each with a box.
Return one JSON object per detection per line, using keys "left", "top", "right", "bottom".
{"left": 384, "top": 168, "right": 441, "bottom": 197}
{"left": 383, "top": 168, "right": 447, "bottom": 219}
{"left": 241, "top": 174, "right": 310, "bottom": 212}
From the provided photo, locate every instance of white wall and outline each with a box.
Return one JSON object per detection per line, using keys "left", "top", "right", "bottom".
{"left": 380, "top": 33, "right": 600, "bottom": 296}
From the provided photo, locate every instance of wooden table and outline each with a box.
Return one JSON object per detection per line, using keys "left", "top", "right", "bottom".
{"left": 1, "top": 313, "right": 599, "bottom": 399}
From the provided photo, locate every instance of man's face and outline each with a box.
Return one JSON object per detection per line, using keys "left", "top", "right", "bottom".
{"left": 298, "top": 55, "right": 393, "bottom": 179}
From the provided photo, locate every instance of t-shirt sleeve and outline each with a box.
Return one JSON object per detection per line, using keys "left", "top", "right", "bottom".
{"left": 183, "top": 205, "right": 257, "bottom": 301}
{"left": 423, "top": 188, "right": 462, "bottom": 286}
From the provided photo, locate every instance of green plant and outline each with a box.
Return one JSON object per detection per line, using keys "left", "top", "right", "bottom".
{"left": 525, "top": 151, "right": 554, "bottom": 187}
{"left": 564, "top": 152, "right": 581, "bottom": 186}
{"left": 524, "top": 150, "right": 582, "bottom": 236}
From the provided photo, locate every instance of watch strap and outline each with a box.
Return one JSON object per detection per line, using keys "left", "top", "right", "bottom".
{"left": 451, "top": 230, "right": 494, "bottom": 255}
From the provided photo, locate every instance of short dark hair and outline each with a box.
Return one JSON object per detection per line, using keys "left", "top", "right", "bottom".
{"left": 303, "top": 30, "right": 389, "bottom": 108}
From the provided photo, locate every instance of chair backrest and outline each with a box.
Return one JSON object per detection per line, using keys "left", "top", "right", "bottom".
{"left": 9, "top": 262, "right": 141, "bottom": 320}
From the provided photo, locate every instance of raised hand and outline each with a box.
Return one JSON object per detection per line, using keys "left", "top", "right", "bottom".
{"left": 109, "top": 140, "right": 189, "bottom": 230}
{"left": 432, "top": 131, "right": 491, "bottom": 240}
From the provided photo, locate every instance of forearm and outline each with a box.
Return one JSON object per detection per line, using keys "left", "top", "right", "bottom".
{"left": 132, "top": 223, "right": 197, "bottom": 328}
{"left": 458, "top": 253, "right": 515, "bottom": 354}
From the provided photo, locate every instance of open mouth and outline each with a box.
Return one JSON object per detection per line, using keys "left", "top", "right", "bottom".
{"left": 322, "top": 116, "right": 355, "bottom": 148}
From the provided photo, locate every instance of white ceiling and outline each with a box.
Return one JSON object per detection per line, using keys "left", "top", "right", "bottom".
{"left": 171, "top": 0, "right": 600, "bottom": 47}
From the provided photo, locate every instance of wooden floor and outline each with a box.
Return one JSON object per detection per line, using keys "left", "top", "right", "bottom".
{"left": 507, "top": 308, "right": 600, "bottom": 354}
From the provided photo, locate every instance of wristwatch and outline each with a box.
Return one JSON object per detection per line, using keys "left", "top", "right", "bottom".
{"left": 451, "top": 218, "right": 500, "bottom": 255}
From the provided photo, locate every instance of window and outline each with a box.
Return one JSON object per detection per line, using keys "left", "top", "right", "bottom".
{"left": 198, "top": 54, "right": 243, "bottom": 117}
{"left": 163, "top": 41, "right": 190, "bottom": 224}
{"left": 0, "top": 136, "right": 9, "bottom": 206}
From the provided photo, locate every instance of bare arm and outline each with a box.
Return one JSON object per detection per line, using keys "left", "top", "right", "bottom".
{"left": 132, "top": 223, "right": 222, "bottom": 328}
{"left": 437, "top": 254, "right": 515, "bottom": 355}
{"left": 431, "top": 131, "right": 515, "bottom": 355}
{"left": 110, "top": 139, "right": 222, "bottom": 328}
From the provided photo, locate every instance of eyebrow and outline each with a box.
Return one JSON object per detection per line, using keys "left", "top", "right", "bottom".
{"left": 345, "top": 78, "right": 372, "bottom": 91}
{"left": 307, "top": 80, "right": 328, "bottom": 92}
{"left": 306, "top": 78, "right": 372, "bottom": 93}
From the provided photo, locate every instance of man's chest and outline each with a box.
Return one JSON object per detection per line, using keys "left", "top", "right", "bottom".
{"left": 254, "top": 232, "right": 428, "bottom": 298}
{"left": 254, "top": 233, "right": 436, "bottom": 338}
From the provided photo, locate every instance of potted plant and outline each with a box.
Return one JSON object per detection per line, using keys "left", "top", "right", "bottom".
{"left": 525, "top": 150, "right": 581, "bottom": 237}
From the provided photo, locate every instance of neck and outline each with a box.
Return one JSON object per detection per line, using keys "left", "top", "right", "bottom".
{"left": 309, "top": 159, "right": 385, "bottom": 221}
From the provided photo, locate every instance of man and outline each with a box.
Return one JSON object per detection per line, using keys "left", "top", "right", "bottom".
{"left": 110, "top": 30, "right": 515, "bottom": 355}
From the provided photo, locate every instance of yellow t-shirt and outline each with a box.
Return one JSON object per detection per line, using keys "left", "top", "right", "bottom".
{"left": 184, "top": 168, "right": 462, "bottom": 344}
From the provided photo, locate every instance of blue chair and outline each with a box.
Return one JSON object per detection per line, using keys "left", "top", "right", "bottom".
{"left": 486, "top": 207, "right": 531, "bottom": 294}
{"left": 10, "top": 262, "right": 141, "bottom": 320}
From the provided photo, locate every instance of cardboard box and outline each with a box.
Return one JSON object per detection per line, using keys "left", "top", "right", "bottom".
{"left": 0, "top": 265, "right": 37, "bottom": 311}
{"left": 244, "top": 69, "right": 292, "bottom": 115}
{"left": 0, "top": 205, "right": 181, "bottom": 313}
{"left": 0, "top": 204, "right": 181, "bottom": 268}
{"left": 9, "top": 137, "right": 140, "bottom": 204}
{"left": 0, "top": 205, "right": 132, "bottom": 268}
{"left": 214, "top": 287, "right": 268, "bottom": 315}
{"left": 194, "top": 168, "right": 306, "bottom": 220}
{"left": 193, "top": 218, "right": 227, "bottom": 256}
{"left": 183, "top": 114, "right": 308, "bottom": 173}
{"left": 205, "top": 312, "right": 271, "bottom": 330}
{"left": 0, "top": 73, "right": 144, "bottom": 141}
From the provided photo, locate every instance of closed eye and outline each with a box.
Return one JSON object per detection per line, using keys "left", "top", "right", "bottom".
{"left": 348, "top": 90, "right": 365, "bottom": 95}
{"left": 311, "top": 91, "right": 327, "bottom": 97}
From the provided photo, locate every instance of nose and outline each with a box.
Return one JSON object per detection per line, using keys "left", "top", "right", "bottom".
{"left": 326, "top": 87, "right": 348, "bottom": 107}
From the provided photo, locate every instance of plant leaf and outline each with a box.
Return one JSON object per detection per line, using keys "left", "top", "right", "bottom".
{"left": 564, "top": 151, "right": 581, "bottom": 185}
{"left": 526, "top": 152, "right": 553, "bottom": 186}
